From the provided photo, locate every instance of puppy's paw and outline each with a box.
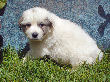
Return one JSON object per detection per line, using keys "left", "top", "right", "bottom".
{"left": 23, "top": 57, "right": 27, "bottom": 63}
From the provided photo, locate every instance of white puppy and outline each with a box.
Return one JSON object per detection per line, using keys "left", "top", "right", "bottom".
{"left": 19, "top": 7, "right": 103, "bottom": 67}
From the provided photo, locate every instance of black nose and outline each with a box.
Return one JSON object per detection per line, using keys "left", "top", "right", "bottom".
{"left": 32, "top": 32, "right": 38, "bottom": 38}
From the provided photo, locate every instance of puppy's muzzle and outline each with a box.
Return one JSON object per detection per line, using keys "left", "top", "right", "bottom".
{"left": 32, "top": 32, "right": 38, "bottom": 38}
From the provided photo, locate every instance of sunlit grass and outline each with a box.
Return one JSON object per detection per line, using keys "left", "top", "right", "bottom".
{"left": 0, "top": 0, "right": 7, "bottom": 9}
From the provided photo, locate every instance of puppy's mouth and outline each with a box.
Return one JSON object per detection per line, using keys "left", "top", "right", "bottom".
{"left": 27, "top": 32, "right": 48, "bottom": 41}
{"left": 30, "top": 38, "right": 43, "bottom": 41}
{"left": 29, "top": 35, "right": 46, "bottom": 41}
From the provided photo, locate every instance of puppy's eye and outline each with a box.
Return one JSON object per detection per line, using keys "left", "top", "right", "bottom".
{"left": 39, "top": 23, "right": 45, "bottom": 27}
{"left": 26, "top": 24, "right": 31, "bottom": 27}
{"left": 21, "top": 24, "right": 31, "bottom": 27}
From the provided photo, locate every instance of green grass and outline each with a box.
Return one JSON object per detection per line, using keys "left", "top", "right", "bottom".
{"left": 0, "top": 46, "right": 110, "bottom": 82}
{"left": 0, "top": 0, "right": 7, "bottom": 9}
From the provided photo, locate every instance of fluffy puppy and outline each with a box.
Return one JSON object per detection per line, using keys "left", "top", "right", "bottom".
{"left": 19, "top": 7, "right": 103, "bottom": 67}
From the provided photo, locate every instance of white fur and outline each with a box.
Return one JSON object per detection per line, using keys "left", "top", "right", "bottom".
{"left": 20, "top": 7, "right": 103, "bottom": 67}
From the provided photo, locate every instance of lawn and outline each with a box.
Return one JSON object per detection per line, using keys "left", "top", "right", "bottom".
{"left": 0, "top": 45, "right": 110, "bottom": 81}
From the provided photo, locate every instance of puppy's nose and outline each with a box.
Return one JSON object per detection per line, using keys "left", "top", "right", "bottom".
{"left": 32, "top": 32, "right": 38, "bottom": 38}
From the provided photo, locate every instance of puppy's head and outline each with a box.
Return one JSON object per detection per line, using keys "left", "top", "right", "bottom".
{"left": 18, "top": 7, "right": 53, "bottom": 41}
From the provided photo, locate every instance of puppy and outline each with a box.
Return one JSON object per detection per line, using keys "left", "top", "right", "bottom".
{"left": 19, "top": 7, "right": 103, "bottom": 67}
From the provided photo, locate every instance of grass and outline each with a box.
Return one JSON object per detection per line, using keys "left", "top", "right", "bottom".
{"left": 0, "top": 45, "right": 110, "bottom": 81}
{"left": 0, "top": 0, "right": 7, "bottom": 9}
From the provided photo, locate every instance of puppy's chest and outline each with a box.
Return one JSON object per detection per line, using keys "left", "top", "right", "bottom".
{"left": 30, "top": 39, "right": 65, "bottom": 57}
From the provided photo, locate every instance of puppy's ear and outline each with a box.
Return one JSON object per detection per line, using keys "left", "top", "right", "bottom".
{"left": 18, "top": 16, "right": 24, "bottom": 30}
{"left": 45, "top": 18, "right": 53, "bottom": 28}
